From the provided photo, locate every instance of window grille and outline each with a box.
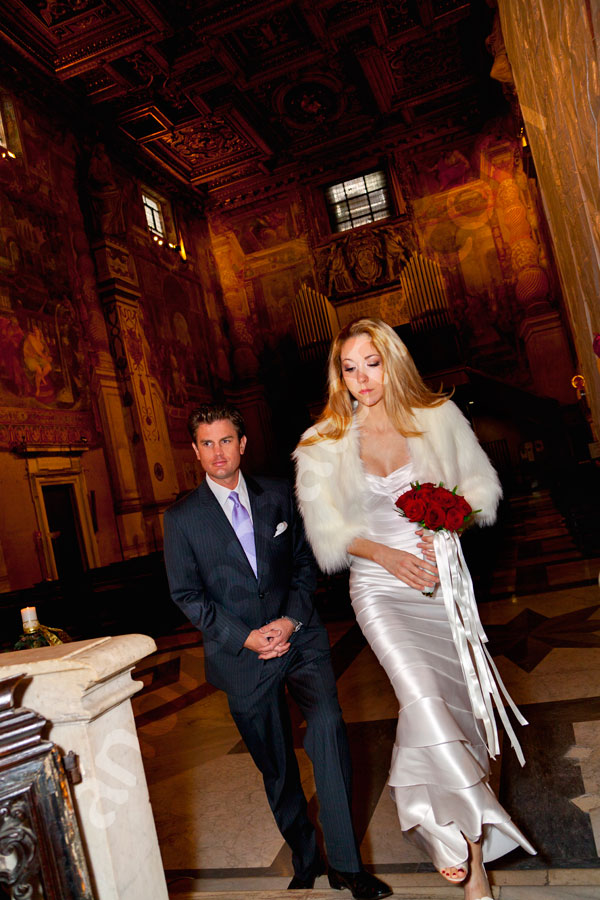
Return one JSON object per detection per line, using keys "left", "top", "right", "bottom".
{"left": 142, "top": 192, "right": 165, "bottom": 236}
{"left": 325, "top": 170, "right": 391, "bottom": 232}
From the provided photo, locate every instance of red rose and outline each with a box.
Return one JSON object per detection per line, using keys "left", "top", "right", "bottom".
{"left": 445, "top": 506, "right": 468, "bottom": 531}
{"left": 396, "top": 488, "right": 417, "bottom": 508}
{"left": 424, "top": 503, "right": 445, "bottom": 529}
{"left": 435, "top": 487, "right": 456, "bottom": 509}
{"left": 454, "top": 496, "right": 472, "bottom": 515}
{"left": 402, "top": 498, "right": 426, "bottom": 522}
{"left": 417, "top": 484, "right": 435, "bottom": 502}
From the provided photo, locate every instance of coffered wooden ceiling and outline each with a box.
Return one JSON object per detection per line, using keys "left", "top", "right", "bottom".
{"left": 0, "top": 0, "right": 502, "bottom": 201}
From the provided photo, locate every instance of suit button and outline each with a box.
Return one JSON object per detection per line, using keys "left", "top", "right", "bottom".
{"left": 258, "top": 591, "right": 265, "bottom": 599}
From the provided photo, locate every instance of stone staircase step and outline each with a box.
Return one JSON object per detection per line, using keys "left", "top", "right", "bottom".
{"left": 170, "top": 891, "right": 457, "bottom": 900}
{"left": 168, "top": 868, "right": 600, "bottom": 899}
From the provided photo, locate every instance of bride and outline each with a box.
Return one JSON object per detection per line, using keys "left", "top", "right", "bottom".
{"left": 293, "top": 317, "right": 535, "bottom": 900}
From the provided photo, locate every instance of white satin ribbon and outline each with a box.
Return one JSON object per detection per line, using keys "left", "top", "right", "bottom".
{"left": 433, "top": 530, "right": 527, "bottom": 767}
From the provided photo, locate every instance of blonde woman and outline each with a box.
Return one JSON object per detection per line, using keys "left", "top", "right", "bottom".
{"left": 293, "top": 318, "right": 534, "bottom": 900}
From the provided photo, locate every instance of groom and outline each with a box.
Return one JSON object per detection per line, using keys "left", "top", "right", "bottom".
{"left": 164, "top": 403, "right": 391, "bottom": 899}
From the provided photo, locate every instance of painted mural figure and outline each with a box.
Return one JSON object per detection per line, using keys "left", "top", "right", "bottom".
{"left": 0, "top": 315, "right": 26, "bottom": 392}
{"left": 249, "top": 209, "right": 289, "bottom": 248}
{"left": 167, "top": 349, "right": 187, "bottom": 405}
{"left": 23, "top": 324, "right": 53, "bottom": 396}
{"left": 436, "top": 150, "right": 472, "bottom": 190}
{"left": 87, "top": 143, "right": 126, "bottom": 236}
{"left": 294, "top": 318, "right": 536, "bottom": 900}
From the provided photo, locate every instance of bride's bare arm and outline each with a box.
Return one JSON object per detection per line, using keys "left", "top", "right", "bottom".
{"left": 348, "top": 536, "right": 439, "bottom": 591}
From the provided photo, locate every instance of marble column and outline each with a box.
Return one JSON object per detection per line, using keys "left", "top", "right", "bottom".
{"left": 89, "top": 360, "right": 147, "bottom": 558}
{"left": 70, "top": 221, "right": 147, "bottom": 559}
{"left": 94, "top": 240, "right": 180, "bottom": 551}
{"left": 0, "top": 634, "right": 167, "bottom": 900}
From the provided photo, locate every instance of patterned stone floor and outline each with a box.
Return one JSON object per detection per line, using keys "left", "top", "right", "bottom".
{"left": 132, "top": 489, "right": 600, "bottom": 898}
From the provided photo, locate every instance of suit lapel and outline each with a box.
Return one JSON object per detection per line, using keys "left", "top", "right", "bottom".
{"left": 246, "top": 476, "right": 270, "bottom": 582}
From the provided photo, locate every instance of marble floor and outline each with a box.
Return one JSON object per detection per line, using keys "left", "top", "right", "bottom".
{"left": 132, "top": 489, "right": 600, "bottom": 899}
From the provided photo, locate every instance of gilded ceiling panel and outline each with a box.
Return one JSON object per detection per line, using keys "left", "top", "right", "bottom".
{"left": 0, "top": 0, "right": 504, "bottom": 198}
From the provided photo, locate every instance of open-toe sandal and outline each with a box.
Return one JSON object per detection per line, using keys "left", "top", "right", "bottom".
{"left": 439, "top": 863, "right": 468, "bottom": 883}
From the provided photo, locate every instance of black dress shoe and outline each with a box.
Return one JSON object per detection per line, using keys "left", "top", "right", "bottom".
{"left": 287, "top": 862, "right": 325, "bottom": 890}
{"left": 328, "top": 867, "right": 393, "bottom": 899}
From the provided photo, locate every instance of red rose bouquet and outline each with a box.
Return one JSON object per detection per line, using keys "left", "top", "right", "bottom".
{"left": 395, "top": 481, "right": 475, "bottom": 534}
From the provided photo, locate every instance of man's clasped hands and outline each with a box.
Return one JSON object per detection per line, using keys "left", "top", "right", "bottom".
{"left": 243, "top": 617, "right": 295, "bottom": 659}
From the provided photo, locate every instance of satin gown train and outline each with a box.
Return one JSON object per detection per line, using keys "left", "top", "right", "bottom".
{"left": 349, "top": 463, "right": 535, "bottom": 869}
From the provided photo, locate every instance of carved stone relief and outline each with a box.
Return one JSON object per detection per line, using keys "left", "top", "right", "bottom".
{"left": 316, "top": 223, "right": 415, "bottom": 299}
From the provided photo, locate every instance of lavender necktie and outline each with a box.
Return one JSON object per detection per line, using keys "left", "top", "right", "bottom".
{"left": 228, "top": 491, "right": 258, "bottom": 577}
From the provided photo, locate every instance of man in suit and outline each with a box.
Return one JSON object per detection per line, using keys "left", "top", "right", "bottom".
{"left": 164, "top": 403, "right": 391, "bottom": 900}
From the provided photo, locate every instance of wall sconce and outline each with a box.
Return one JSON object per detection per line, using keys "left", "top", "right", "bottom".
{"left": 168, "top": 239, "right": 187, "bottom": 261}
{"left": 150, "top": 229, "right": 185, "bottom": 260}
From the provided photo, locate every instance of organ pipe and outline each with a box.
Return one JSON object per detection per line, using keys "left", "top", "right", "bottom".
{"left": 292, "top": 283, "right": 340, "bottom": 362}
{"left": 401, "top": 254, "right": 450, "bottom": 332}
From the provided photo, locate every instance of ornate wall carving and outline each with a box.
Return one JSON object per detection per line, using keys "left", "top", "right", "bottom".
{"left": 315, "top": 223, "right": 415, "bottom": 299}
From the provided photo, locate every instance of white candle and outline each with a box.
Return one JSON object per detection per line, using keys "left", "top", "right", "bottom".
{"left": 21, "top": 606, "right": 38, "bottom": 631}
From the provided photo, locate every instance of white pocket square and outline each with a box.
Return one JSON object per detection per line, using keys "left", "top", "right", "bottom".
{"left": 273, "top": 521, "right": 288, "bottom": 537}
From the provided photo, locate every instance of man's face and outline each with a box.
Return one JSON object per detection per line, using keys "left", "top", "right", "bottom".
{"left": 192, "top": 418, "right": 246, "bottom": 488}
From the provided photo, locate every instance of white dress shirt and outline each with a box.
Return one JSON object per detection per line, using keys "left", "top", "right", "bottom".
{"left": 205, "top": 471, "right": 253, "bottom": 525}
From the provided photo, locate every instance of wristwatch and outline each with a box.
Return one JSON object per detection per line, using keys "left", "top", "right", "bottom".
{"left": 282, "top": 615, "right": 302, "bottom": 633}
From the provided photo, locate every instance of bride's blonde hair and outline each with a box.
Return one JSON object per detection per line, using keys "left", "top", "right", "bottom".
{"left": 301, "top": 317, "right": 446, "bottom": 444}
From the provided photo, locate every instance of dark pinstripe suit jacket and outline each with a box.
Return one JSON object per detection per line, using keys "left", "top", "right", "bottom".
{"left": 163, "top": 475, "right": 330, "bottom": 696}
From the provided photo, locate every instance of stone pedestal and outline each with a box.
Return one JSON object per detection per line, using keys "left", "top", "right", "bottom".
{"left": 520, "top": 310, "right": 575, "bottom": 404}
{"left": 0, "top": 634, "right": 167, "bottom": 900}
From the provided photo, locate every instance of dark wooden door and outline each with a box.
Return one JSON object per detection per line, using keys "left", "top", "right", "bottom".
{"left": 42, "top": 484, "right": 87, "bottom": 579}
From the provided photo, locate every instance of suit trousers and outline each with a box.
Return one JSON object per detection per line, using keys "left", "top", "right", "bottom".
{"left": 226, "top": 642, "right": 361, "bottom": 878}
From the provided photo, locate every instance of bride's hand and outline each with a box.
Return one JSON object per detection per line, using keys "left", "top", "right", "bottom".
{"left": 416, "top": 529, "right": 436, "bottom": 563}
{"left": 375, "top": 545, "right": 439, "bottom": 591}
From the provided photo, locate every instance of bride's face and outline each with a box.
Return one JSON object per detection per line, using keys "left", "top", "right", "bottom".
{"left": 340, "top": 335, "right": 385, "bottom": 407}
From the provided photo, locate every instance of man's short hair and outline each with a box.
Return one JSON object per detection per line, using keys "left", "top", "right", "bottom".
{"left": 187, "top": 404, "right": 246, "bottom": 443}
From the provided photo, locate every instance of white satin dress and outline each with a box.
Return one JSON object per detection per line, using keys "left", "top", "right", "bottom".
{"left": 349, "top": 462, "right": 535, "bottom": 869}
